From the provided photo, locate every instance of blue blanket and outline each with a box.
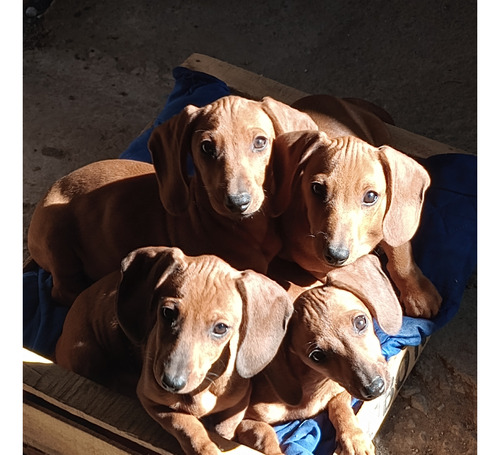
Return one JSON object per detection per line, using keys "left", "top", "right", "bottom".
{"left": 23, "top": 67, "right": 477, "bottom": 454}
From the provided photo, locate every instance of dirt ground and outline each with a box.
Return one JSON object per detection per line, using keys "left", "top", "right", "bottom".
{"left": 23, "top": 0, "right": 477, "bottom": 453}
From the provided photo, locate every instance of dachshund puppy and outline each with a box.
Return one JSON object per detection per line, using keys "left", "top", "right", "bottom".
{"left": 149, "top": 94, "right": 317, "bottom": 217}
{"left": 270, "top": 131, "right": 441, "bottom": 318}
{"left": 236, "top": 255, "right": 402, "bottom": 455}
{"left": 28, "top": 95, "right": 317, "bottom": 306}
{"left": 55, "top": 246, "right": 293, "bottom": 455}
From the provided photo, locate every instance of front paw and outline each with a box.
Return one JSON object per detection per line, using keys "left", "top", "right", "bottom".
{"left": 399, "top": 272, "right": 442, "bottom": 319}
{"left": 334, "top": 430, "right": 375, "bottom": 455}
{"left": 196, "top": 441, "right": 224, "bottom": 455}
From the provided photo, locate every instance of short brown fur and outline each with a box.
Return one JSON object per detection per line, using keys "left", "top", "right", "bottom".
{"left": 28, "top": 95, "right": 317, "bottom": 306}
{"left": 272, "top": 131, "right": 441, "bottom": 318}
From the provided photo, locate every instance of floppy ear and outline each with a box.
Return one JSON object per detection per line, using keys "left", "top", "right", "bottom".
{"left": 234, "top": 270, "right": 294, "bottom": 378}
{"left": 268, "top": 130, "right": 327, "bottom": 217}
{"left": 148, "top": 105, "right": 200, "bottom": 215}
{"left": 261, "top": 96, "right": 318, "bottom": 135}
{"left": 378, "top": 145, "right": 431, "bottom": 246}
{"left": 116, "top": 246, "right": 187, "bottom": 344}
{"left": 326, "top": 255, "right": 402, "bottom": 335}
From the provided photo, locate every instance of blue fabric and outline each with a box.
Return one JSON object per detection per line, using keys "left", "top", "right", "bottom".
{"left": 23, "top": 267, "right": 69, "bottom": 359}
{"left": 274, "top": 413, "right": 337, "bottom": 455}
{"left": 23, "top": 68, "right": 477, "bottom": 454}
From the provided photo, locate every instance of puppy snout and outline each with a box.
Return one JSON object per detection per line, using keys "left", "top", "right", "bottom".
{"left": 324, "top": 244, "right": 350, "bottom": 266}
{"left": 161, "top": 372, "right": 187, "bottom": 393}
{"left": 361, "top": 376, "right": 385, "bottom": 400}
{"left": 225, "top": 192, "right": 252, "bottom": 213}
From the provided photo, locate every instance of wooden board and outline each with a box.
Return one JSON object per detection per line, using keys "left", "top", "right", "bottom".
{"left": 23, "top": 349, "right": 262, "bottom": 455}
{"left": 182, "top": 53, "right": 473, "bottom": 158}
{"left": 23, "top": 343, "right": 426, "bottom": 454}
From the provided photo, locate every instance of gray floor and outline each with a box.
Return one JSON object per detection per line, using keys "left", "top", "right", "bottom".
{"left": 23, "top": 1, "right": 477, "bottom": 453}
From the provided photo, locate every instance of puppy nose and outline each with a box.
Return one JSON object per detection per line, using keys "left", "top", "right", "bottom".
{"left": 225, "top": 192, "right": 251, "bottom": 213}
{"left": 324, "top": 245, "right": 350, "bottom": 265}
{"left": 362, "top": 376, "right": 385, "bottom": 399}
{"left": 161, "top": 373, "right": 187, "bottom": 393}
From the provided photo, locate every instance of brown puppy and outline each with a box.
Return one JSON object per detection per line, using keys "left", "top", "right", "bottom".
{"left": 150, "top": 94, "right": 318, "bottom": 217}
{"left": 236, "top": 255, "right": 402, "bottom": 455}
{"left": 28, "top": 95, "right": 317, "bottom": 306}
{"left": 270, "top": 131, "right": 442, "bottom": 319}
{"left": 292, "top": 94, "right": 393, "bottom": 147}
{"left": 55, "top": 246, "right": 293, "bottom": 455}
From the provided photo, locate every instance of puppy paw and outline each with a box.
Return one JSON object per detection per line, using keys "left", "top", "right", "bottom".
{"left": 334, "top": 430, "right": 375, "bottom": 455}
{"left": 399, "top": 273, "right": 442, "bottom": 319}
{"left": 197, "top": 442, "right": 224, "bottom": 455}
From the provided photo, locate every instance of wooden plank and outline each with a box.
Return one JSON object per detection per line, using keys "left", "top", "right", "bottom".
{"left": 182, "top": 53, "right": 307, "bottom": 105}
{"left": 23, "top": 359, "right": 181, "bottom": 455}
{"left": 386, "top": 127, "right": 467, "bottom": 159}
{"left": 181, "top": 53, "right": 472, "bottom": 158}
{"left": 23, "top": 350, "right": 263, "bottom": 455}
{"left": 24, "top": 336, "right": 424, "bottom": 451}
{"left": 24, "top": 402, "right": 142, "bottom": 455}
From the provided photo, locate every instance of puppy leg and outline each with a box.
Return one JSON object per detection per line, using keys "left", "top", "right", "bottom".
{"left": 236, "top": 419, "right": 284, "bottom": 455}
{"left": 212, "top": 387, "right": 251, "bottom": 440}
{"left": 141, "top": 397, "right": 223, "bottom": 455}
{"left": 55, "top": 332, "right": 140, "bottom": 394}
{"left": 55, "top": 326, "right": 107, "bottom": 381}
{"left": 381, "top": 241, "right": 442, "bottom": 319}
{"left": 51, "top": 264, "right": 92, "bottom": 306}
{"left": 328, "top": 391, "right": 374, "bottom": 455}
{"left": 39, "top": 241, "right": 93, "bottom": 306}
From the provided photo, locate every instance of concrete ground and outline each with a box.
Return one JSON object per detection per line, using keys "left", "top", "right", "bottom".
{"left": 23, "top": 1, "right": 477, "bottom": 453}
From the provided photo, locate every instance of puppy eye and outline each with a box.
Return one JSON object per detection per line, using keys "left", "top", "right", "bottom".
{"left": 161, "top": 306, "right": 177, "bottom": 327}
{"left": 353, "top": 315, "right": 368, "bottom": 333}
{"left": 212, "top": 323, "right": 230, "bottom": 337}
{"left": 362, "top": 191, "right": 378, "bottom": 205}
{"left": 311, "top": 182, "right": 327, "bottom": 200}
{"left": 252, "top": 135, "right": 268, "bottom": 152}
{"left": 200, "top": 140, "right": 217, "bottom": 158}
{"left": 308, "top": 348, "right": 327, "bottom": 363}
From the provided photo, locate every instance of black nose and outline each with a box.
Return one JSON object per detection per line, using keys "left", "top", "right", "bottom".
{"left": 161, "top": 373, "right": 187, "bottom": 393}
{"left": 362, "top": 376, "right": 385, "bottom": 399}
{"left": 324, "top": 245, "right": 350, "bottom": 265}
{"left": 225, "top": 192, "right": 251, "bottom": 213}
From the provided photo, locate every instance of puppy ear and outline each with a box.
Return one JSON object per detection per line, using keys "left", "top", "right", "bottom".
{"left": 268, "top": 130, "right": 328, "bottom": 217}
{"left": 378, "top": 145, "right": 431, "bottom": 246}
{"left": 116, "top": 246, "right": 186, "bottom": 344}
{"left": 261, "top": 96, "right": 318, "bottom": 135}
{"left": 326, "top": 255, "right": 402, "bottom": 335}
{"left": 148, "top": 105, "right": 200, "bottom": 215}
{"left": 234, "top": 271, "right": 294, "bottom": 378}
